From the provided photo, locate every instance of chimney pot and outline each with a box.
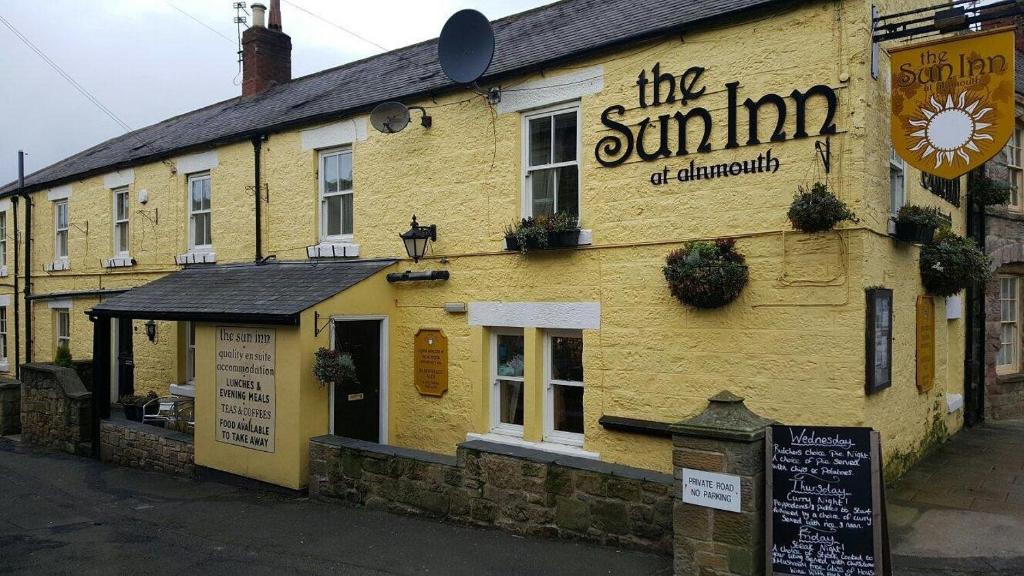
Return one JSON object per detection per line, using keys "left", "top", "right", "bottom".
{"left": 269, "top": 0, "right": 282, "bottom": 31}
{"left": 251, "top": 3, "right": 267, "bottom": 28}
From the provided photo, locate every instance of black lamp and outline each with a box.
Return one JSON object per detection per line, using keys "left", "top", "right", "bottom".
{"left": 145, "top": 319, "right": 157, "bottom": 342}
{"left": 399, "top": 215, "right": 437, "bottom": 262}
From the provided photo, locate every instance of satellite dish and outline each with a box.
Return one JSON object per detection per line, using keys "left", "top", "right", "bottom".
{"left": 370, "top": 101, "right": 411, "bottom": 134}
{"left": 438, "top": 9, "right": 495, "bottom": 85}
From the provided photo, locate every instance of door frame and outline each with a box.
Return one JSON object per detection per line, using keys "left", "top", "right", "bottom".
{"left": 328, "top": 315, "right": 389, "bottom": 444}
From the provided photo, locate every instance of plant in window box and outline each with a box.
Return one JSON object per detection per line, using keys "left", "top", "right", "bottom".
{"left": 787, "top": 182, "right": 857, "bottom": 233}
{"left": 663, "top": 238, "right": 749, "bottom": 309}
{"left": 503, "top": 213, "right": 581, "bottom": 253}
{"left": 892, "top": 205, "right": 944, "bottom": 243}
{"left": 313, "top": 347, "right": 359, "bottom": 388}
{"left": 971, "top": 174, "right": 1012, "bottom": 206}
{"left": 118, "top": 391, "right": 158, "bottom": 422}
{"left": 919, "top": 229, "right": 991, "bottom": 297}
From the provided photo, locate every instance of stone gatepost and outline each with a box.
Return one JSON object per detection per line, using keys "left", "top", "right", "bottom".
{"left": 671, "top": 391, "right": 773, "bottom": 576}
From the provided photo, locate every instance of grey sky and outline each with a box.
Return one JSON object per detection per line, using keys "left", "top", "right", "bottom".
{"left": 0, "top": 0, "right": 549, "bottom": 184}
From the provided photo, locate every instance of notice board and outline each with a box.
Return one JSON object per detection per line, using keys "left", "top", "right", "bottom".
{"left": 767, "top": 425, "right": 887, "bottom": 576}
{"left": 916, "top": 296, "right": 935, "bottom": 393}
{"left": 215, "top": 326, "right": 276, "bottom": 452}
{"left": 414, "top": 329, "right": 448, "bottom": 396}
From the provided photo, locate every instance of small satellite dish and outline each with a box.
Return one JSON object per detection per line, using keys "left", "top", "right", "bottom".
{"left": 370, "top": 101, "right": 411, "bottom": 134}
{"left": 438, "top": 9, "right": 495, "bottom": 85}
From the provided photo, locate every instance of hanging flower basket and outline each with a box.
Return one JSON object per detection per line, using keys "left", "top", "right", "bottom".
{"left": 971, "top": 174, "right": 1012, "bottom": 207}
{"left": 313, "top": 347, "right": 359, "bottom": 388}
{"left": 919, "top": 230, "right": 991, "bottom": 296}
{"left": 503, "top": 213, "right": 581, "bottom": 253}
{"left": 663, "top": 239, "right": 749, "bottom": 309}
{"left": 892, "top": 205, "right": 943, "bottom": 244}
{"left": 787, "top": 182, "right": 857, "bottom": 233}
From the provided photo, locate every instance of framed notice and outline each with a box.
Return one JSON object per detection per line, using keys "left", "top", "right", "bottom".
{"left": 414, "top": 329, "right": 448, "bottom": 396}
{"left": 865, "top": 288, "right": 893, "bottom": 395}
{"left": 916, "top": 296, "right": 935, "bottom": 393}
{"left": 215, "top": 326, "right": 276, "bottom": 452}
{"left": 767, "top": 425, "right": 888, "bottom": 576}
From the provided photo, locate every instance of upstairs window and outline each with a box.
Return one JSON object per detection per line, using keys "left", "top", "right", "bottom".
{"left": 889, "top": 148, "right": 906, "bottom": 217}
{"left": 113, "top": 187, "right": 130, "bottom": 257}
{"left": 54, "top": 199, "right": 69, "bottom": 260}
{"left": 0, "top": 211, "right": 6, "bottom": 268}
{"left": 188, "top": 173, "right": 212, "bottom": 250}
{"left": 319, "top": 148, "right": 353, "bottom": 241}
{"left": 1006, "top": 123, "right": 1023, "bottom": 210}
{"left": 524, "top": 103, "right": 580, "bottom": 219}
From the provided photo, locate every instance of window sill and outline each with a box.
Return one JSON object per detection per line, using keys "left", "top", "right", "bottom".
{"left": 307, "top": 241, "right": 360, "bottom": 259}
{"left": 103, "top": 256, "right": 135, "bottom": 269}
{"left": 169, "top": 383, "right": 195, "bottom": 398}
{"left": 0, "top": 361, "right": 9, "bottom": 373}
{"left": 176, "top": 251, "right": 216, "bottom": 265}
{"left": 44, "top": 259, "right": 70, "bottom": 272}
{"left": 466, "top": 432, "right": 599, "bottom": 460}
{"left": 996, "top": 372, "right": 1024, "bottom": 385}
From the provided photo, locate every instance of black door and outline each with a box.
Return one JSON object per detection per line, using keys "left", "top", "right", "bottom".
{"left": 116, "top": 318, "right": 135, "bottom": 399}
{"left": 333, "top": 320, "right": 381, "bottom": 442}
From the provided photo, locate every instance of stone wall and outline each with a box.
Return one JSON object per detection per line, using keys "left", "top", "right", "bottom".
{"left": 99, "top": 415, "right": 195, "bottom": 477}
{"left": 309, "top": 436, "right": 674, "bottom": 554}
{"left": 0, "top": 377, "right": 20, "bottom": 435}
{"left": 20, "top": 363, "right": 92, "bottom": 455}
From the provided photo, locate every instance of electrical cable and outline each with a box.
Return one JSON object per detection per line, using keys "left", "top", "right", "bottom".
{"left": 164, "top": 1, "right": 236, "bottom": 44}
{"left": 280, "top": 0, "right": 391, "bottom": 52}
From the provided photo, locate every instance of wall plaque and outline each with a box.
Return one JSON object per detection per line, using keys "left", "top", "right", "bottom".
{"left": 916, "top": 296, "right": 935, "bottom": 393}
{"left": 215, "top": 326, "right": 276, "bottom": 452}
{"left": 414, "top": 329, "right": 448, "bottom": 397}
{"left": 682, "top": 468, "right": 742, "bottom": 513}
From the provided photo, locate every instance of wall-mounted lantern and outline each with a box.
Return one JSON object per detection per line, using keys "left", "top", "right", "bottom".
{"left": 400, "top": 215, "right": 437, "bottom": 263}
{"left": 145, "top": 319, "right": 157, "bottom": 342}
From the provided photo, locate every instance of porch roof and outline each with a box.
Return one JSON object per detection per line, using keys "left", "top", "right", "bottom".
{"left": 89, "top": 259, "right": 396, "bottom": 325}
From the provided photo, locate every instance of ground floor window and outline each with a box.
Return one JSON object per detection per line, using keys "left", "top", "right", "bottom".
{"left": 545, "top": 331, "right": 584, "bottom": 444}
{"left": 492, "top": 329, "right": 525, "bottom": 436}
{"left": 185, "top": 321, "right": 196, "bottom": 385}
{"left": 0, "top": 307, "right": 7, "bottom": 362}
{"left": 55, "top": 308, "right": 70, "bottom": 352}
{"left": 998, "top": 275, "right": 1020, "bottom": 374}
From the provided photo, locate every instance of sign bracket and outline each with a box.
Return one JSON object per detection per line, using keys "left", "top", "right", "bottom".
{"left": 314, "top": 310, "right": 331, "bottom": 337}
{"left": 815, "top": 137, "right": 831, "bottom": 175}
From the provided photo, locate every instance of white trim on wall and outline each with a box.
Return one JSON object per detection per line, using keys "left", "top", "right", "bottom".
{"left": 46, "top": 184, "right": 71, "bottom": 202}
{"left": 47, "top": 298, "right": 72, "bottom": 310}
{"left": 468, "top": 302, "right": 600, "bottom": 330}
{"left": 175, "top": 150, "right": 219, "bottom": 174}
{"left": 497, "top": 65, "right": 604, "bottom": 114}
{"left": 300, "top": 117, "right": 368, "bottom": 151}
{"left": 103, "top": 169, "right": 135, "bottom": 189}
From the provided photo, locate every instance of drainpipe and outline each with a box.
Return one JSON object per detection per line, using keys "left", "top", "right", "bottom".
{"left": 964, "top": 168, "right": 986, "bottom": 426}
{"left": 11, "top": 193, "right": 18, "bottom": 378}
{"left": 252, "top": 136, "right": 263, "bottom": 262}
{"left": 17, "top": 151, "right": 31, "bottom": 365}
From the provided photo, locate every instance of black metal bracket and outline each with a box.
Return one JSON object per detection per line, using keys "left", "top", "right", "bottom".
{"left": 246, "top": 183, "right": 269, "bottom": 203}
{"left": 314, "top": 310, "right": 331, "bottom": 337}
{"left": 872, "top": 0, "right": 1022, "bottom": 43}
{"left": 136, "top": 207, "right": 158, "bottom": 225}
{"left": 386, "top": 270, "right": 450, "bottom": 283}
{"left": 815, "top": 137, "right": 831, "bottom": 175}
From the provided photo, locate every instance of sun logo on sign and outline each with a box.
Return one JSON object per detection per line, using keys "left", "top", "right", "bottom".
{"left": 907, "top": 92, "right": 994, "bottom": 169}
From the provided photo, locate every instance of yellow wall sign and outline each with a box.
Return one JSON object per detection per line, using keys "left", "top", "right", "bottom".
{"left": 414, "top": 329, "right": 448, "bottom": 397}
{"left": 916, "top": 296, "right": 935, "bottom": 394}
{"left": 890, "top": 28, "right": 1016, "bottom": 179}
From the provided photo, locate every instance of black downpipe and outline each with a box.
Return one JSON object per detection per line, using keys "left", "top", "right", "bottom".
{"left": 964, "top": 169, "right": 987, "bottom": 426}
{"left": 18, "top": 150, "right": 31, "bottom": 365}
{"left": 11, "top": 194, "right": 19, "bottom": 378}
{"left": 252, "top": 136, "right": 263, "bottom": 262}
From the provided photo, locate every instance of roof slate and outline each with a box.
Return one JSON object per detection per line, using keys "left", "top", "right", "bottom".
{"left": 91, "top": 259, "right": 395, "bottom": 324}
{"left": 2, "top": 0, "right": 783, "bottom": 195}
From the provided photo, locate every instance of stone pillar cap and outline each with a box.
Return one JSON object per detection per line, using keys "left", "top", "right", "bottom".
{"left": 671, "top": 390, "right": 774, "bottom": 442}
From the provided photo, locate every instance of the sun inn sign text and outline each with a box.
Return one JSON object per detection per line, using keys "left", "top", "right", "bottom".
{"left": 216, "top": 326, "right": 276, "bottom": 453}
{"left": 594, "top": 63, "right": 838, "bottom": 185}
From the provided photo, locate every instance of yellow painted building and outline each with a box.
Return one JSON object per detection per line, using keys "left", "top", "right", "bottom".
{"left": 0, "top": 0, "right": 986, "bottom": 489}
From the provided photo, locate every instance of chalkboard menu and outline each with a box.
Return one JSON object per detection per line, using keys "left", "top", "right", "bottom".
{"left": 767, "top": 425, "right": 885, "bottom": 576}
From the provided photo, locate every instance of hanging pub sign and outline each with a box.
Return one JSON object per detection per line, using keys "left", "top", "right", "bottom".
{"left": 890, "top": 28, "right": 1016, "bottom": 179}
{"left": 767, "top": 425, "right": 889, "bottom": 576}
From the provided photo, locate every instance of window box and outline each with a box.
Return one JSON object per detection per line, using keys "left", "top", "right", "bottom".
{"left": 103, "top": 256, "right": 135, "bottom": 269}
{"left": 175, "top": 252, "right": 216, "bottom": 265}
{"left": 504, "top": 228, "right": 580, "bottom": 252}
{"left": 893, "top": 220, "right": 936, "bottom": 244}
{"left": 307, "top": 242, "right": 360, "bottom": 259}
{"left": 44, "top": 259, "right": 70, "bottom": 272}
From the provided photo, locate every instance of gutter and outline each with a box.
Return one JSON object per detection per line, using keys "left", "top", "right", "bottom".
{"left": 27, "top": 288, "right": 130, "bottom": 302}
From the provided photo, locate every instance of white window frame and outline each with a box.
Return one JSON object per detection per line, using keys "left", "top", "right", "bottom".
{"left": 543, "top": 329, "right": 584, "bottom": 446}
{"left": 185, "top": 321, "right": 196, "bottom": 385}
{"left": 0, "top": 306, "right": 8, "bottom": 365}
{"left": 112, "top": 186, "right": 130, "bottom": 257}
{"left": 187, "top": 172, "right": 212, "bottom": 252}
{"left": 998, "top": 275, "right": 1020, "bottom": 374}
{"left": 318, "top": 147, "right": 354, "bottom": 243}
{"left": 54, "top": 199, "right": 69, "bottom": 261}
{"left": 490, "top": 327, "right": 525, "bottom": 437}
{"left": 889, "top": 147, "right": 907, "bottom": 218}
{"left": 1006, "top": 123, "right": 1023, "bottom": 210}
{"left": 521, "top": 102, "right": 582, "bottom": 219}
{"left": 55, "top": 308, "right": 70, "bottom": 352}
{"left": 0, "top": 210, "right": 7, "bottom": 269}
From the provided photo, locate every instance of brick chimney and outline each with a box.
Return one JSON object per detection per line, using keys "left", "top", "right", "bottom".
{"left": 242, "top": 0, "right": 291, "bottom": 97}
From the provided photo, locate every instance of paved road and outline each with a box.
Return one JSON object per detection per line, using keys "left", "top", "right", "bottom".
{"left": 0, "top": 438, "right": 671, "bottom": 575}
{"left": 888, "top": 420, "right": 1024, "bottom": 576}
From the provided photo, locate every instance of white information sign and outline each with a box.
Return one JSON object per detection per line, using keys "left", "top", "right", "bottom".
{"left": 215, "top": 326, "right": 276, "bottom": 453}
{"left": 681, "top": 468, "right": 742, "bottom": 513}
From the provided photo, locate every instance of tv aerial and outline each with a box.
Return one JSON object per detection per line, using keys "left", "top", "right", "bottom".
{"left": 438, "top": 9, "right": 500, "bottom": 104}
{"left": 370, "top": 101, "right": 432, "bottom": 134}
